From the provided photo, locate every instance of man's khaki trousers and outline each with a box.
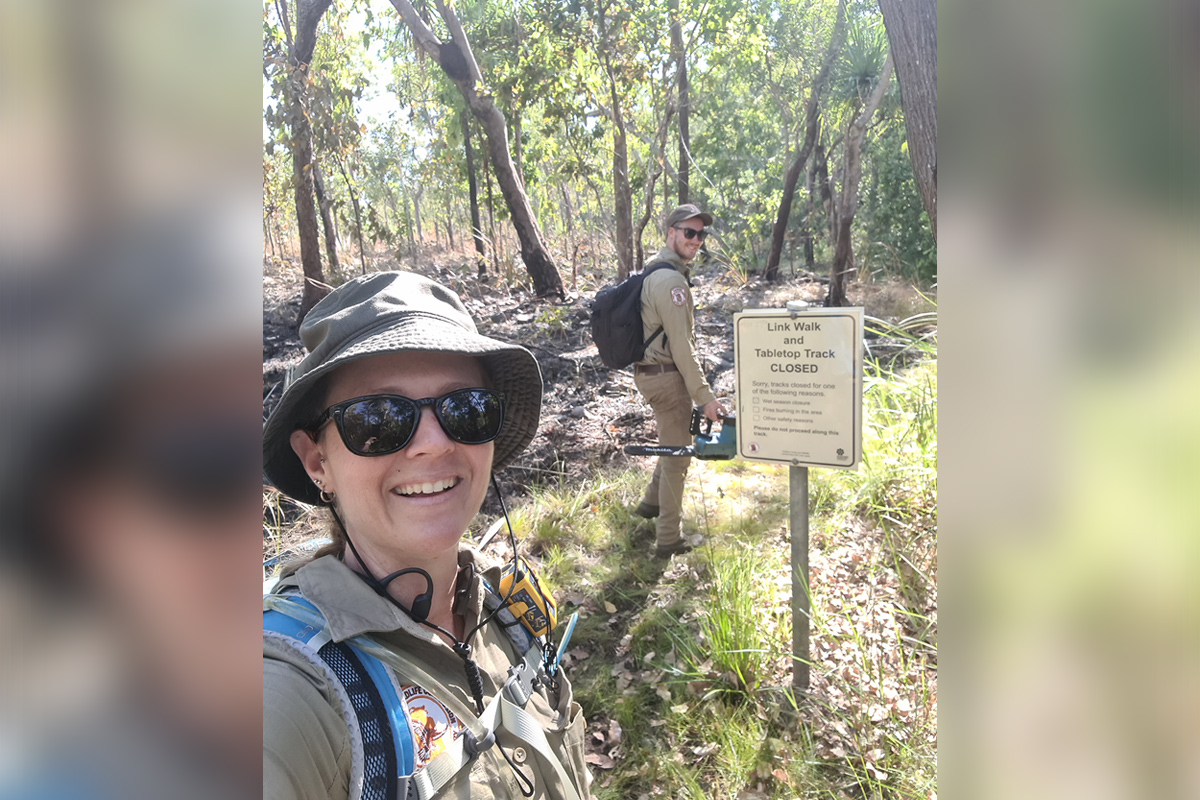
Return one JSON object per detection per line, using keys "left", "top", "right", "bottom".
{"left": 634, "top": 370, "right": 693, "bottom": 548}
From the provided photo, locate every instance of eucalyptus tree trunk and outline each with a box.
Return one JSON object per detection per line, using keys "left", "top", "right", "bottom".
{"left": 282, "top": 0, "right": 335, "bottom": 320}
{"left": 560, "top": 185, "right": 573, "bottom": 245}
{"left": 291, "top": 114, "right": 324, "bottom": 322}
{"left": 462, "top": 113, "right": 487, "bottom": 277}
{"left": 312, "top": 163, "right": 341, "bottom": 277}
{"left": 332, "top": 155, "right": 367, "bottom": 274}
{"left": 403, "top": 194, "right": 414, "bottom": 254}
{"left": 635, "top": 164, "right": 662, "bottom": 274}
{"left": 802, "top": 161, "right": 816, "bottom": 268}
{"left": 634, "top": 101, "right": 676, "bottom": 272}
{"left": 814, "top": 142, "right": 834, "bottom": 247}
{"left": 413, "top": 185, "right": 424, "bottom": 243}
{"left": 483, "top": 151, "right": 499, "bottom": 276}
{"left": 879, "top": 0, "right": 937, "bottom": 239}
{"left": 828, "top": 54, "right": 894, "bottom": 307}
{"left": 765, "top": 0, "right": 845, "bottom": 281}
{"left": 389, "top": 0, "right": 564, "bottom": 298}
{"left": 511, "top": 111, "right": 526, "bottom": 190}
{"left": 605, "top": 59, "right": 634, "bottom": 279}
{"left": 264, "top": 212, "right": 277, "bottom": 259}
{"left": 669, "top": 0, "right": 689, "bottom": 204}
{"left": 763, "top": 114, "right": 820, "bottom": 281}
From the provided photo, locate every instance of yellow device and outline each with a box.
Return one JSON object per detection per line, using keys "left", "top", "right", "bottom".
{"left": 499, "top": 557, "right": 557, "bottom": 638}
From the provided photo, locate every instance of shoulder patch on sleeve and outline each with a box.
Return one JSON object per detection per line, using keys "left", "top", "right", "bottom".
{"left": 671, "top": 287, "right": 687, "bottom": 306}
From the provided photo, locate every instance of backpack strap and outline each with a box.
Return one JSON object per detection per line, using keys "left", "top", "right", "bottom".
{"left": 265, "top": 599, "right": 405, "bottom": 800}
{"left": 640, "top": 260, "right": 677, "bottom": 356}
{"left": 476, "top": 649, "right": 584, "bottom": 800}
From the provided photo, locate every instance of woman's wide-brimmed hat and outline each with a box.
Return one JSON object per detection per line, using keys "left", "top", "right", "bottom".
{"left": 263, "top": 271, "right": 543, "bottom": 505}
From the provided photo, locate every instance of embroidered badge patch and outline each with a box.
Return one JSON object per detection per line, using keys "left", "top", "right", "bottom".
{"left": 671, "top": 287, "right": 687, "bottom": 306}
{"left": 403, "top": 685, "right": 465, "bottom": 769}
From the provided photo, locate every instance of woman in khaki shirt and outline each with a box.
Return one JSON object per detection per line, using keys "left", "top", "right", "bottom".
{"left": 262, "top": 272, "right": 590, "bottom": 800}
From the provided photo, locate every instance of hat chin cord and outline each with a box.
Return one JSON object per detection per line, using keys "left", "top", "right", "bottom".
{"left": 325, "top": 478, "right": 537, "bottom": 797}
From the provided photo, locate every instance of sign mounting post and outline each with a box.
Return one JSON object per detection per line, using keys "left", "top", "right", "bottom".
{"left": 733, "top": 300, "right": 863, "bottom": 692}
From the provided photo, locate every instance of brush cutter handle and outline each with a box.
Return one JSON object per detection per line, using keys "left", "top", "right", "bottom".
{"left": 624, "top": 444, "right": 697, "bottom": 457}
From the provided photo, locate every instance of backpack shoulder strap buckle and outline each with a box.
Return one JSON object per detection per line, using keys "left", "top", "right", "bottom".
{"left": 502, "top": 643, "right": 543, "bottom": 708}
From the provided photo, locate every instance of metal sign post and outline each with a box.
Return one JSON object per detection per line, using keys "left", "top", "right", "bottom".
{"left": 733, "top": 300, "right": 863, "bottom": 693}
{"left": 789, "top": 463, "right": 810, "bottom": 691}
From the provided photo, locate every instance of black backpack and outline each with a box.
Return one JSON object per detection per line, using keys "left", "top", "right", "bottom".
{"left": 589, "top": 261, "right": 676, "bottom": 369}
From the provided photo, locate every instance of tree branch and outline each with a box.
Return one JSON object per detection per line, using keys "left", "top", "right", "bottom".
{"left": 275, "top": 0, "right": 293, "bottom": 50}
{"left": 433, "top": 0, "right": 485, "bottom": 85}
{"left": 590, "top": 98, "right": 682, "bottom": 186}
{"left": 293, "top": 0, "right": 333, "bottom": 64}
{"left": 386, "top": 0, "right": 443, "bottom": 60}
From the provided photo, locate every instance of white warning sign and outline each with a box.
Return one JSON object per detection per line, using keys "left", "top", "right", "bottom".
{"left": 734, "top": 308, "right": 863, "bottom": 468}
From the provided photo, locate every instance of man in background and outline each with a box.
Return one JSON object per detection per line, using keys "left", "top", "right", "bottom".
{"left": 633, "top": 204, "right": 728, "bottom": 557}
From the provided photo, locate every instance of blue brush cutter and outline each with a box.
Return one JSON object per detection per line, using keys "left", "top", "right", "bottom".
{"left": 624, "top": 409, "right": 737, "bottom": 460}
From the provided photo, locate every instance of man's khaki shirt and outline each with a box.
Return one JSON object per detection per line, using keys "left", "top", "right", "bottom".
{"left": 638, "top": 246, "right": 716, "bottom": 407}
{"left": 264, "top": 553, "right": 591, "bottom": 800}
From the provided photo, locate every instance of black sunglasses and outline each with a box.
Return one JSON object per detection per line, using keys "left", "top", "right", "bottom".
{"left": 314, "top": 388, "right": 506, "bottom": 456}
{"left": 672, "top": 225, "right": 709, "bottom": 241}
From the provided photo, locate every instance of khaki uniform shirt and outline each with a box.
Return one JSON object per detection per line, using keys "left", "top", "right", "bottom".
{"left": 264, "top": 553, "right": 591, "bottom": 800}
{"left": 638, "top": 246, "right": 716, "bottom": 407}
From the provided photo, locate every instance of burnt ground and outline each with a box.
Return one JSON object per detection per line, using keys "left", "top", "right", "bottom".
{"left": 263, "top": 247, "right": 934, "bottom": 509}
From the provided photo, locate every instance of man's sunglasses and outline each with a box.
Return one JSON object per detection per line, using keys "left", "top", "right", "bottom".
{"left": 313, "top": 388, "right": 506, "bottom": 456}
{"left": 672, "top": 225, "right": 709, "bottom": 242}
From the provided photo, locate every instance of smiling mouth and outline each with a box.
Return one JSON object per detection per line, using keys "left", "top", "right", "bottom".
{"left": 395, "top": 477, "right": 461, "bottom": 496}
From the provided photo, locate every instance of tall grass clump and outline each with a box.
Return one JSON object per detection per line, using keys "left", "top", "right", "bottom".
{"left": 691, "top": 549, "right": 781, "bottom": 699}
{"left": 810, "top": 329, "right": 937, "bottom": 534}
{"left": 262, "top": 487, "right": 329, "bottom": 581}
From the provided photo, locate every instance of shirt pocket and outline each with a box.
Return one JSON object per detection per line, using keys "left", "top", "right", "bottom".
{"left": 535, "top": 696, "right": 591, "bottom": 799}
{"left": 462, "top": 749, "right": 522, "bottom": 799}
{"left": 561, "top": 700, "right": 592, "bottom": 797}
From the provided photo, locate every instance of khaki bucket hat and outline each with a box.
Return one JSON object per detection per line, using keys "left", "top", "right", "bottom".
{"left": 263, "top": 271, "right": 543, "bottom": 505}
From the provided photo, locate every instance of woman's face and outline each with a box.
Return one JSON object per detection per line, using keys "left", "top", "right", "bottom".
{"left": 292, "top": 351, "right": 495, "bottom": 564}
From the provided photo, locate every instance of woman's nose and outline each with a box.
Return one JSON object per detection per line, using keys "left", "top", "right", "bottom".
{"left": 404, "top": 405, "right": 453, "bottom": 455}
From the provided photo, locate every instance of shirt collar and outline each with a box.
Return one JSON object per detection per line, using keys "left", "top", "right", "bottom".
{"left": 278, "top": 550, "right": 495, "bottom": 643}
{"left": 653, "top": 245, "right": 690, "bottom": 277}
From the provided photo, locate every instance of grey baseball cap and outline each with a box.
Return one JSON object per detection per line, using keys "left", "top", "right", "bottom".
{"left": 664, "top": 203, "right": 714, "bottom": 232}
{"left": 263, "top": 271, "right": 543, "bottom": 504}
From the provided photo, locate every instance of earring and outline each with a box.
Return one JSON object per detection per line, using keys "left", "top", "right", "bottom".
{"left": 313, "top": 479, "right": 335, "bottom": 504}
